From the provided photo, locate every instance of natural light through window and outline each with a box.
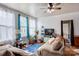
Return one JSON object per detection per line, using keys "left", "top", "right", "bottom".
{"left": 0, "top": 8, "right": 15, "bottom": 41}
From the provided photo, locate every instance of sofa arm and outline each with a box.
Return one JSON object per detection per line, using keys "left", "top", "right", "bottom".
{"left": 37, "top": 48, "right": 62, "bottom": 56}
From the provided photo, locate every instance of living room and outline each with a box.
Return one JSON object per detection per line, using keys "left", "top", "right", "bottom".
{"left": 0, "top": 3, "right": 79, "bottom": 56}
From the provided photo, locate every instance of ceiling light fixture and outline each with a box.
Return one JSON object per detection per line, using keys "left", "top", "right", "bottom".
{"left": 47, "top": 3, "right": 55, "bottom": 13}
{"left": 40, "top": 3, "right": 61, "bottom": 13}
{"left": 47, "top": 9, "right": 54, "bottom": 13}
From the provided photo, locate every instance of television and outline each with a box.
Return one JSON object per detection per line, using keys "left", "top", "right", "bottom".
{"left": 45, "top": 29, "right": 54, "bottom": 35}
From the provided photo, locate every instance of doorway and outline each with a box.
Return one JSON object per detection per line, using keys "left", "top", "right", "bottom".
{"left": 61, "top": 20, "right": 74, "bottom": 46}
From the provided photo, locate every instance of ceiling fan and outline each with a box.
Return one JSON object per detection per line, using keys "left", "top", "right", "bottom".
{"left": 40, "top": 3, "right": 61, "bottom": 13}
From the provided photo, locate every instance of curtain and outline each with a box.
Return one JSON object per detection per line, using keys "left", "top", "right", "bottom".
{"left": 0, "top": 8, "right": 15, "bottom": 41}
{"left": 18, "top": 15, "right": 28, "bottom": 41}
{"left": 26, "top": 17, "right": 29, "bottom": 39}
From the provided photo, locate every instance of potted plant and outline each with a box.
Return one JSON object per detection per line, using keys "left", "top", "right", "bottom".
{"left": 29, "top": 36, "right": 34, "bottom": 44}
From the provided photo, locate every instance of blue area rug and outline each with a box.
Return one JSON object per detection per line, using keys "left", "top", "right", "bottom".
{"left": 24, "top": 44, "right": 42, "bottom": 53}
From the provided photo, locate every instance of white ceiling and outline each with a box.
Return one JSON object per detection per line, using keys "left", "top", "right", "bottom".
{"left": 2, "top": 3, "right": 79, "bottom": 18}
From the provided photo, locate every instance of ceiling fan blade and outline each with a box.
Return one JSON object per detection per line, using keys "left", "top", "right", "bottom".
{"left": 40, "top": 8, "right": 47, "bottom": 9}
{"left": 52, "top": 7, "right": 61, "bottom": 10}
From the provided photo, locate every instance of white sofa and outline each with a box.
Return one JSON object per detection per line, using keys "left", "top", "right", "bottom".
{"left": 0, "top": 44, "right": 33, "bottom": 56}
{"left": 37, "top": 36, "right": 64, "bottom": 56}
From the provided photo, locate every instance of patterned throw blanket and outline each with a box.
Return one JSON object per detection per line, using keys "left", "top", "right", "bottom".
{"left": 24, "top": 44, "right": 42, "bottom": 53}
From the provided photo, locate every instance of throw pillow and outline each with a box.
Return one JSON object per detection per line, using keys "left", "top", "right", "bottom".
{"left": 54, "top": 41, "right": 62, "bottom": 50}
{"left": 51, "top": 36, "right": 62, "bottom": 50}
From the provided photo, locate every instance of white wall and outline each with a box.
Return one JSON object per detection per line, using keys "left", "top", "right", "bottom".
{"left": 37, "top": 12, "right": 79, "bottom": 36}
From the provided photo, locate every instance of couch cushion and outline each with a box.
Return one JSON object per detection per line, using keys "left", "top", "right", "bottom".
{"left": 64, "top": 46, "right": 76, "bottom": 56}
{"left": 0, "top": 50, "right": 6, "bottom": 56}
{"left": 2, "top": 50, "right": 14, "bottom": 56}
{"left": 48, "top": 37, "right": 55, "bottom": 44}
{"left": 0, "top": 44, "right": 11, "bottom": 51}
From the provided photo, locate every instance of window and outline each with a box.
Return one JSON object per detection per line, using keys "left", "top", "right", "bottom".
{"left": 0, "top": 8, "right": 15, "bottom": 41}
{"left": 20, "top": 16, "right": 27, "bottom": 39}
{"left": 18, "top": 15, "right": 36, "bottom": 40}
{"left": 29, "top": 18, "right": 36, "bottom": 37}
